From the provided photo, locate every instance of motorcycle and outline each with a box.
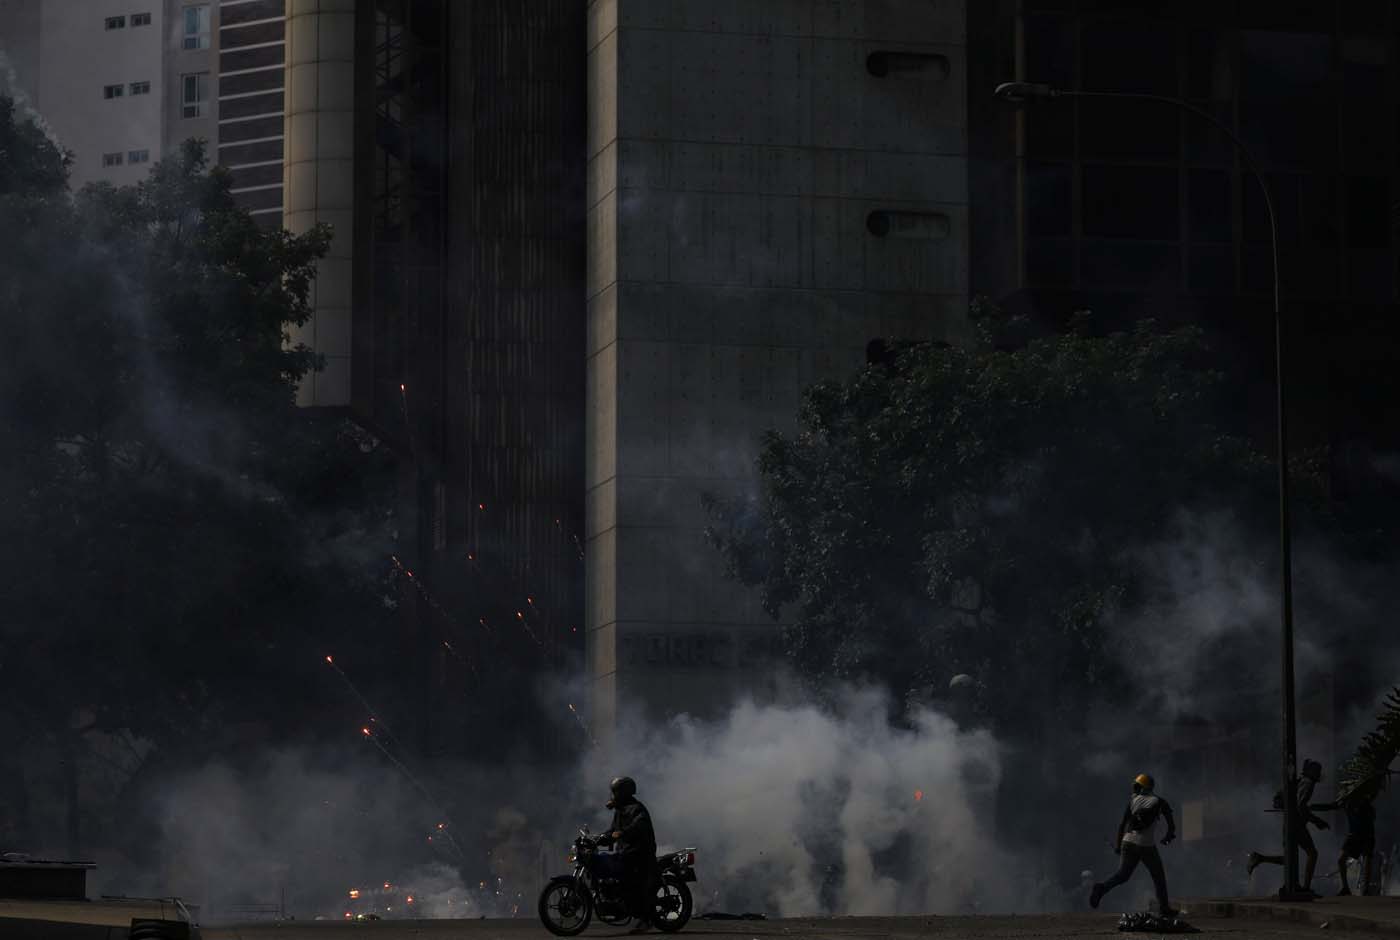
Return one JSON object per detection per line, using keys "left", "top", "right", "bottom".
{"left": 538, "top": 825, "right": 696, "bottom": 936}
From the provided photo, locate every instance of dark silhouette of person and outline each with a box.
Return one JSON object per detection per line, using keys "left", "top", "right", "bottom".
{"left": 1247, "top": 758, "right": 1329, "bottom": 893}
{"left": 606, "top": 775, "right": 657, "bottom": 933}
{"left": 1335, "top": 797, "right": 1376, "bottom": 896}
{"left": 1090, "top": 773, "right": 1178, "bottom": 916}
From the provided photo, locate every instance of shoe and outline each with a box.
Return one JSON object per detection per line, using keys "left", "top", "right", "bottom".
{"left": 1089, "top": 883, "right": 1105, "bottom": 909}
{"left": 1246, "top": 852, "right": 1262, "bottom": 876}
{"left": 1161, "top": 907, "right": 1180, "bottom": 919}
{"left": 1337, "top": 888, "right": 1353, "bottom": 897}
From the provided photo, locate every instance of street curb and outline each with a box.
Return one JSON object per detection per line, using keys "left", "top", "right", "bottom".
{"left": 1191, "top": 900, "right": 1400, "bottom": 935}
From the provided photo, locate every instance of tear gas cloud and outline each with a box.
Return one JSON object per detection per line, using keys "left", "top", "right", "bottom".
{"left": 102, "top": 687, "right": 1028, "bottom": 922}
{"left": 94, "top": 504, "right": 1400, "bottom": 921}
{"left": 591, "top": 688, "right": 1027, "bottom": 917}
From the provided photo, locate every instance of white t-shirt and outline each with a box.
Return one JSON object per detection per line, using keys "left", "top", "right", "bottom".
{"left": 1121, "top": 794, "right": 1162, "bottom": 846}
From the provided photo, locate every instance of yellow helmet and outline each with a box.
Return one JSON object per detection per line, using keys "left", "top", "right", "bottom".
{"left": 1134, "top": 773, "right": 1155, "bottom": 791}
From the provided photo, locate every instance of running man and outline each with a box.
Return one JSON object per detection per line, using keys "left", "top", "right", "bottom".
{"left": 1090, "top": 773, "right": 1178, "bottom": 916}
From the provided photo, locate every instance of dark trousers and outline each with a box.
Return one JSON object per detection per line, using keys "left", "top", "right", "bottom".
{"left": 597, "top": 851, "right": 653, "bottom": 919}
{"left": 1102, "top": 843, "right": 1171, "bottom": 912}
{"left": 620, "top": 854, "right": 654, "bottom": 920}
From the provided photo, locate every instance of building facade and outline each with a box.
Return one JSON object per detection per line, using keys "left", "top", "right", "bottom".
{"left": 584, "top": 1, "right": 971, "bottom": 733}
{"left": 967, "top": 0, "right": 1400, "bottom": 467}
{"left": 277, "top": 0, "right": 972, "bottom": 751}
{"left": 0, "top": 0, "right": 285, "bottom": 219}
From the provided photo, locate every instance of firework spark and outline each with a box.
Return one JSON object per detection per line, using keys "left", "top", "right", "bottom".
{"left": 325, "top": 655, "right": 400, "bottom": 745}
{"left": 567, "top": 703, "right": 599, "bottom": 749}
{"left": 359, "top": 725, "right": 467, "bottom": 861}
{"left": 398, "top": 383, "right": 417, "bottom": 456}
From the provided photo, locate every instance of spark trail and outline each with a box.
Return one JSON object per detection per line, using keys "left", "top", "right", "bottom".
{"left": 360, "top": 726, "right": 466, "bottom": 861}
{"left": 325, "top": 655, "right": 402, "bottom": 747}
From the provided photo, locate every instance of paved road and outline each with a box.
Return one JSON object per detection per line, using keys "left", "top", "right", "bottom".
{"left": 198, "top": 911, "right": 1400, "bottom": 940}
{"left": 7, "top": 898, "right": 1399, "bottom": 940}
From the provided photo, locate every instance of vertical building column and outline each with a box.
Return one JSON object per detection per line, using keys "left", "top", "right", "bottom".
{"left": 285, "top": 0, "right": 355, "bottom": 407}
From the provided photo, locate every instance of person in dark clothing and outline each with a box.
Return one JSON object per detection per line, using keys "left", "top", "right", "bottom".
{"left": 1090, "top": 773, "right": 1178, "bottom": 916}
{"left": 1246, "top": 758, "right": 1329, "bottom": 894}
{"left": 605, "top": 775, "right": 657, "bottom": 933}
{"left": 1335, "top": 798, "right": 1376, "bottom": 896}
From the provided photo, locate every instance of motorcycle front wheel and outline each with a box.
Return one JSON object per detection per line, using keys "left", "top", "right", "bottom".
{"left": 539, "top": 876, "right": 593, "bottom": 936}
{"left": 651, "top": 874, "right": 693, "bottom": 933}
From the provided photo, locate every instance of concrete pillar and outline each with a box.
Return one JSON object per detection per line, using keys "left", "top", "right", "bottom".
{"left": 284, "top": 0, "right": 355, "bottom": 407}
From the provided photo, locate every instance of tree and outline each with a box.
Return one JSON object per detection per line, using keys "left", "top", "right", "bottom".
{"left": 704, "top": 307, "right": 1281, "bottom": 732}
{"left": 0, "top": 100, "right": 396, "bottom": 851}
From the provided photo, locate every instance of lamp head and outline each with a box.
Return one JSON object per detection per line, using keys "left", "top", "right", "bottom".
{"left": 994, "top": 81, "right": 1059, "bottom": 102}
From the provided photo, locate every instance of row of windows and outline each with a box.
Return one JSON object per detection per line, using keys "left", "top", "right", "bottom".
{"left": 104, "top": 13, "right": 151, "bottom": 30}
{"left": 104, "top": 7, "right": 210, "bottom": 50}
{"left": 102, "top": 149, "right": 151, "bottom": 167}
{"left": 101, "top": 74, "right": 209, "bottom": 118}
{"left": 103, "top": 81, "right": 151, "bottom": 99}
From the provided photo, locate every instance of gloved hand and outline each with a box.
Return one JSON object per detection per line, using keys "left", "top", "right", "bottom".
{"left": 1316, "top": 820, "right": 1330, "bottom": 831}
{"left": 1160, "top": 834, "right": 1175, "bottom": 846}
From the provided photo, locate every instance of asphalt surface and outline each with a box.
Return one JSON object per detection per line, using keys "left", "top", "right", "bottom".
{"left": 6, "top": 899, "right": 1400, "bottom": 940}
{"left": 196, "top": 909, "right": 1399, "bottom": 940}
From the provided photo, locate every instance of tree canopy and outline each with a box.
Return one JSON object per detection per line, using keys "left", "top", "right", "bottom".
{"left": 705, "top": 308, "right": 1285, "bottom": 731}
{"left": 0, "top": 99, "right": 395, "bottom": 775}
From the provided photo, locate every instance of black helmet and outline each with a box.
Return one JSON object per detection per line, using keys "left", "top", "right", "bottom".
{"left": 1302, "top": 759, "right": 1322, "bottom": 781}
{"left": 610, "top": 776, "right": 637, "bottom": 801}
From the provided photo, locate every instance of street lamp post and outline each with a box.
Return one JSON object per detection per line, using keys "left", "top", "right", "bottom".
{"left": 995, "top": 81, "right": 1306, "bottom": 901}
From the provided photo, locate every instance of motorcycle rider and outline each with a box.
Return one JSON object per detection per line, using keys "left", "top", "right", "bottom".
{"left": 604, "top": 775, "right": 657, "bottom": 932}
{"left": 1090, "top": 773, "right": 1178, "bottom": 916}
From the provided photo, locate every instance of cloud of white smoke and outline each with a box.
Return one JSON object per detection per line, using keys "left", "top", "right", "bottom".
{"left": 586, "top": 687, "right": 1029, "bottom": 917}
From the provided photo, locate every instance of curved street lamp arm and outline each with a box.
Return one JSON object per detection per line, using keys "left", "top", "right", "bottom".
{"left": 1044, "top": 86, "right": 1299, "bottom": 896}
{"left": 1054, "top": 90, "right": 1278, "bottom": 316}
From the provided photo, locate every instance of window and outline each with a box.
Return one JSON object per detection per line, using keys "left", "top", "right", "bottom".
{"left": 182, "top": 5, "right": 210, "bottom": 50}
{"left": 130, "top": 12, "right": 151, "bottom": 27}
{"left": 102, "top": 152, "right": 124, "bottom": 167}
{"left": 103, "top": 84, "right": 124, "bottom": 99}
{"left": 181, "top": 72, "right": 208, "bottom": 118}
{"left": 105, "top": 15, "right": 125, "bottom": 29}
{"left": 129, "top": 81, "right": 151, "bottom": 96}
{"left": 128, "top": 149, "right": 150, "bottom": 164}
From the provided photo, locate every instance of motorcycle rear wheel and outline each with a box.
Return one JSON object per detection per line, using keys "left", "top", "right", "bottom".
{"left": 651, "top": 874, "right": 693, "bottom": 933}
{"left": 539, "top": 876, "right": 593, "bottom": 936}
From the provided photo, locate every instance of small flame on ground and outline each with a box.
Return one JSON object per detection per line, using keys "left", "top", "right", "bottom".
{"left": 348, "top": 889, "right": 360, "bottom": 899}
{"left": 362, "top": 727, "right": 371, "bottom": 736}
{"left": 325, "top": 655, "right": 334, "bottom": 664}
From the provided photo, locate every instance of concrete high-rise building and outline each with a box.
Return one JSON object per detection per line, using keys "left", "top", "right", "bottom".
{"left": 583, "top": 2, "right": 970, "bottom": 732}
{"left": 0, "top": 0, "right": 285, "bottom": 220}
{"left": 275, "top": 0, "right": 972, "bottom": 753}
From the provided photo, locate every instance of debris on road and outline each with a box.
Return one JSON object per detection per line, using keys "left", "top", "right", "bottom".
{"left": 1118, "top": 911, "right": 1202, "bottom": 933}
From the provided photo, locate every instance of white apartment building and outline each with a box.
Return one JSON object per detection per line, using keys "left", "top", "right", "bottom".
{"left": 0, "top": 0, "right": 284, "bottom": 221}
